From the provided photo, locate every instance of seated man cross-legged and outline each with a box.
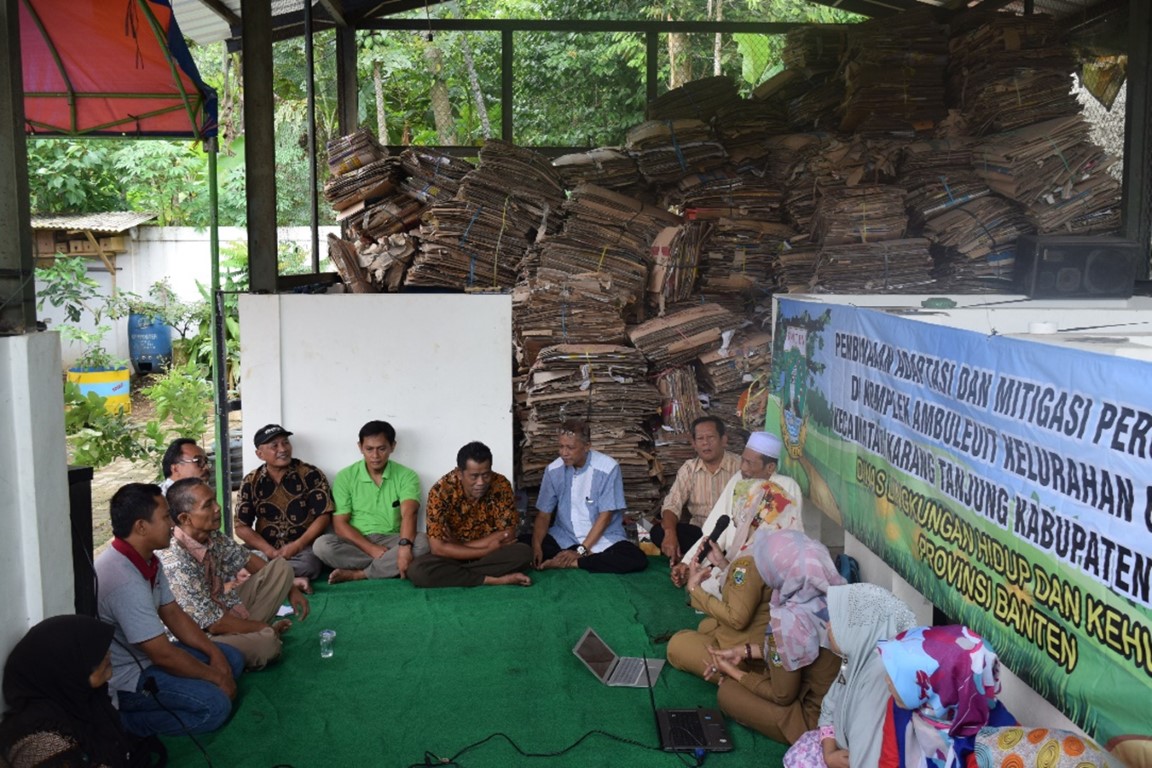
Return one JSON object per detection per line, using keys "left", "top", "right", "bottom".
{"left": 315, "top": 420, "right": 431, "bottom": 583}
{"left": 95, "top": 483, "right": 244, "bottom": 737}
{"left": 235, "top": 424, "right": 334, "bottom": 591}
{"left": 160, "top": 478, "right": 310, "bottom": 670}
{"left": 527, "top": 419, "right": 647, "bottom": 574}
{"left": 407, "top": 441, "right": 533, "bottom": 588}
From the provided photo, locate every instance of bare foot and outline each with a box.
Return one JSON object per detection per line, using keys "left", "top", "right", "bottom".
{"left": 484, "top": 573, "right": 533, "bottom": 586}
{"left": 328, "top": 568, "right": 367, "bottom": 584}
{"left": 293, "top": 577, "right": 313, "bottom": 594}
{"left": 539, "top": 557, "right": 579, "bottom": 570}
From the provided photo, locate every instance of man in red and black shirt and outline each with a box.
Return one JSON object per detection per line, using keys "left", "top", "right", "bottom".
{"left": 407, "top": 442, "right": 533, "bottom": 588}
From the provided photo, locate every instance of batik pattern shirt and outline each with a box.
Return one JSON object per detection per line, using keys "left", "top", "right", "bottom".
{"left": 158, "top": 530, "right": 250, "bottom": 629}
{"left": 236, "top": 459, "right": 334, "bottom": 548}
{"left": 425, "top": 470, "right": 517, "bottom": 543}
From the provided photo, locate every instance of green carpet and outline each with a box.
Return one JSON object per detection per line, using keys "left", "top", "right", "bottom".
{"left": 163, "top": 562, "right": 789, "bottom": 768}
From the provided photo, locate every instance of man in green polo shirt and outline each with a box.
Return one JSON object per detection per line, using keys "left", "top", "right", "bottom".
{"left": 313, "top": 420, "right": 430, "bottom": 583}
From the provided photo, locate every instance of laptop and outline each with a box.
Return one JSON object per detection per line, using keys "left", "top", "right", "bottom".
{"left": 641, "top": 648, "right": 734, "bottom": 753}
{"left": 571, "top": 627, "right": 665, "bottom": 688}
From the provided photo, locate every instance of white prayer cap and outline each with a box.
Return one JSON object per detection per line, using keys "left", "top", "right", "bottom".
{"left": 746, "top": 431, "right": 782, "bottom": 459}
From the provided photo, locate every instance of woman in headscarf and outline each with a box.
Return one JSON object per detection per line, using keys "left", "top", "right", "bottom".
{"left": 703, "top": 529, "right": 845, "bottom": 745}
{"left": 784, "top": 582, "right": 918, "bottom": 768}
{"left": 0, "top": 615, "right": 165, "bottom": 768}
{"left": 876, "top": 625, "right": 1014, "bottom": 768}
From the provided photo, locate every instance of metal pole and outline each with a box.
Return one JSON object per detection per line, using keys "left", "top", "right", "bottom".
{"left": 646, "top": 30, "right": 658, "bottom": 106}
{"left": 0, "top": 0, "right": 36, "bottom": 336}
{"left": 305, "top": 0, "right": 320, "bottom": 273}
{"left": 501, "top": 29, "right": 513, "bottom": 143}
{"left": 207, "top": 139, "right": 231, "bottom": 531}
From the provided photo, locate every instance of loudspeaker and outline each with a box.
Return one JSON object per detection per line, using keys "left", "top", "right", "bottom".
{"left": 1014, "top": 235, "right": 1143, "bottom": 299}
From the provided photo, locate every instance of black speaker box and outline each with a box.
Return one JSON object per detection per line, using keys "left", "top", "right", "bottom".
{"left": 1014, "top": 235, "right": 1144, "bottom": 299}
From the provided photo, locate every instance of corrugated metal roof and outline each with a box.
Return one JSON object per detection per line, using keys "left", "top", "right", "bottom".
{"left": 172, "top": 0, "right": 1119, "bottom": 46}
{"left": 30, "top": 212, "right": 158, "bottom": 233}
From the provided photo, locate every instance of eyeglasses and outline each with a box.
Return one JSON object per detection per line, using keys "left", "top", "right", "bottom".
{"left": 178, "top": 456, "right": 209, "bottom": 467}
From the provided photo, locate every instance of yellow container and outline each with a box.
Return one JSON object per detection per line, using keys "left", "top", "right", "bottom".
{"left": 67, "top": 367, "right": 132, "bottom": 414}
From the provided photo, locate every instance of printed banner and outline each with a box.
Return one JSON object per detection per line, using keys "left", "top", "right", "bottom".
{"left": 768, "top": 298, "right": 1152, "bottom": 763}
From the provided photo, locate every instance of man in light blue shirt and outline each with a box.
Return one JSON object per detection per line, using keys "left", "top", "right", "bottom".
{"left": 528, "top": 419, "right": 647, "bottom": 573}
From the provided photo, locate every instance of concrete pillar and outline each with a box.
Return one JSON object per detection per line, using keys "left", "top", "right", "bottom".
{"left": 0, "top": 333, "right": 74, "bottom": 659}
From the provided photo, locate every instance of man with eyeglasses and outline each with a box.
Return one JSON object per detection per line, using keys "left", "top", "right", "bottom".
{"left": 160, "top": 438, "right": 211, "bottom": 495}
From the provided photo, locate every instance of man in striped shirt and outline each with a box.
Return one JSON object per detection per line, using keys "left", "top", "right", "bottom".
{"left": 652, "top": 416, "right": 742, "bottom": 561}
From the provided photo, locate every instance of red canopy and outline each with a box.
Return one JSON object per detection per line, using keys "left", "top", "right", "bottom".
{"left": 20, "top": 0, "right": 217, "bottom": 139}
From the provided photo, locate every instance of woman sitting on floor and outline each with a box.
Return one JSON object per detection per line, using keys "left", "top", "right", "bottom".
{"left": 0, "top": 614, "right": 165, "bottom": 768}
{"left": 784, "top": 583, "right": 918, "bottom": 768}
{"left": 703, "top": 529, "right": 845, "bottom": 745}
{"left": 876, "top": 625, "right": 1015, "bottom": 768}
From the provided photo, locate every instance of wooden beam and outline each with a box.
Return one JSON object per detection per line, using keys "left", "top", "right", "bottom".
{"left": 241, "top": 0, "right": 279, "bottom": 294}
{"left": 317, "top": 0, "right": 348, "bottom": 27}
{"left": 0, "top": 0, "right": 36, "bottom": 334}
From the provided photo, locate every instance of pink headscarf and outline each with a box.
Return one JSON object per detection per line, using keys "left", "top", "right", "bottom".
{"left": 752, "top": 529, "right": 845, "bottom": 671}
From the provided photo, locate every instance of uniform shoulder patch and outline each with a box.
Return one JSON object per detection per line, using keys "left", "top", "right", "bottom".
{"left": 767, "top": 634, "right": 784, "bottom": 667}
{"left": 731, "top": 566, "right": 747, "bottom": 586}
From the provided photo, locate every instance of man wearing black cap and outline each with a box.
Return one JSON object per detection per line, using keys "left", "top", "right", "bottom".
{"left": 234, "top": 424, "right": 334, "bottom": 592}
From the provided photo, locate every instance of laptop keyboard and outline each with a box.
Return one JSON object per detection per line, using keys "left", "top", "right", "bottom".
{"left": 612, "top": 657, "right": 646, "bottom": 683}
{"left": 666, "top": 711, "right": 707, "bottom": 746}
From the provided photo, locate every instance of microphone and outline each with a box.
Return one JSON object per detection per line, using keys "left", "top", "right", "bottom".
{"left": 696, "top": 514, "right": 731, "bottom": 563}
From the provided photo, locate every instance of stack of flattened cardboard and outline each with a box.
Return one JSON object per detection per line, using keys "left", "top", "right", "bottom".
{"left": 647, "top": 225, "right": 704, "bottom": 315}
{"left": 696, "top": 331, "right": 772, "bottom": 443}
{"left": 693, "top": 218, "right": 794, "bottom": 304}
{"left": 552, "top": 148, "right": 643, "bottom": 192}
{"left": 654, "top": 366, "right": 705, "bottom": 435}
{"left": 772, "top": 242, "right": 822, "bottom": 294}
{"left": 625, "top": 120, "right": 728, "bottom": 184}
{"left": 521, "top": 344, "right": 662, "bottom": 511}
{"left": 811, "top": 238, "right": 935, "bottom": 293}
{"left": 323, "top": 158, "right": 400, "bottom": 213}
{"left": 811, "top": 185, "right": 908, "bottom": 245}
{"left": 787, "top": 78, "right": 844, "bottom": 131}
{"left": 628, "top": 302, "right": 741, "bottom": 370}
{"left": 512, "top": 269, "right": 628, "bottom": 371}
{"left": 540, "top": 184, "right": 682, "bottom": 306}
{"left": 646, "top": 76, "right": 741, "bottom": 122}
{"left": 653, "top": 430, "right": 698, "bottom": 497}
{"left": 398, "top": 148, "right": 473, "bottom": 204}
{"left": 326, "top": 128, "right": 387, "bottom": 176}
{"left": 328, "top": 232, "right": 414, "bottom": 294}
{"left": 458, "top": 139, "right": 567, "bottom": 228}
{"left": 783, "top": 26, "right": 848, "bottom": 72}
{"left": 973, "top": 115, "right": 1121, "bottom": 234}
{"left": 948, "top": 12, "right": 1080, "bottom": 135}
{"left": 406, "top": 200, "right": 533, "bottom": 290}
{"left": 838, "top": 9, "right": 949, "bottom": 134}
{"left": 899, "top": 138, "right": 974, "bottom": 175}
{"left": 902, "top": 170, "right": 991, "bottom": 228}
{"left": 921, "top": 196, "right": 1032, "bottom": 276}
{"left": 713, "top": 98, "right": 790, "bottom": 161}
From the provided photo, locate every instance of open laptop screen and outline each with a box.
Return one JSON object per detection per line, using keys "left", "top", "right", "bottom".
{"left": 573, "top": 629, "right": 616, "bottom": 682}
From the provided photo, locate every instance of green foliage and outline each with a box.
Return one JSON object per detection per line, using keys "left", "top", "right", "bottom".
{"left": 141, "top": 361, "right": 213, "bottom": 443}
{"left": 26, "top": 140, "right": 127, "bottom": 213}
{"left": 63, "top": 381, "right": 145, "bottom": 468}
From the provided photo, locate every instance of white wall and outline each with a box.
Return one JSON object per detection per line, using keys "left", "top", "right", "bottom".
{"left": 238, "top": 294, "right": 514, "bottom": 520}
{"left": 0, "top": 332, "right": 75, "bottom": 664}
{"left": 37, "top": 226, "right": 338, "bottom": 368}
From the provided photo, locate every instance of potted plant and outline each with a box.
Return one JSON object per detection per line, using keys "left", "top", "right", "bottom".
{"left": 36, "top": 256, "right": 132, "bottom": 413}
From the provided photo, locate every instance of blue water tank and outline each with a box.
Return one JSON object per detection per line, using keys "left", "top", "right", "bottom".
{"left": 127, "top": 312, "right": 172, "bottom": 374}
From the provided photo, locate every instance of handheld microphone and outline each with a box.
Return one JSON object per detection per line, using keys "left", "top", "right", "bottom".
{"left": 696, "top": 514, "right": 731, "bottom": 563}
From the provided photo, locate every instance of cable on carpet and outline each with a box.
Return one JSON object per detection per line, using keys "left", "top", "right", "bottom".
{"left": 407, "top": 729, "right": 707, "bottom": 767}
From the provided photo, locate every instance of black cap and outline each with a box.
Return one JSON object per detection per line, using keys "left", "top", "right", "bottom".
{"left": 254, "top": 424, "right": 293, "bottom": 448}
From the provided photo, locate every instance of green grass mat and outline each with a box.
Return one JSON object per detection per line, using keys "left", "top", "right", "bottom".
{"left": 163, "top": 562, "right": 789, "bottom": 767}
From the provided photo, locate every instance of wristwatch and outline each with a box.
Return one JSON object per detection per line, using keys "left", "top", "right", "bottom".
{"left": 576, "top": 545, "right": 588, "bottom": 557}
{"left": 398, "top": 538, "right": 413, "bottom": 547}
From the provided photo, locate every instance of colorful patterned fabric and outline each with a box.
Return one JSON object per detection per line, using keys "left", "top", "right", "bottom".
{"left": 159, "top": 529, "right": 251, "bottom": 630}
{"left": 973, "top": 727, "right": 1123, "bottom": 768}
{"left": 753, "top": 529, "right": 845, "bottom": 671}
{"left": 877, "top": 625, "right": 1002, "bottom": 768}
{"left": 425, "top": 470, "right": 518, "bottom": 543}
{"left": 237, "top": 459, "right": 334, "bottom": 548}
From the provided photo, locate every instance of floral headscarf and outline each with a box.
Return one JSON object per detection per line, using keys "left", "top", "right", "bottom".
{"left": 753, "top": 529, "right": 845, "bottom": 670}
{"left": 877, "top": 625, "right": 1002, "bottom": 768}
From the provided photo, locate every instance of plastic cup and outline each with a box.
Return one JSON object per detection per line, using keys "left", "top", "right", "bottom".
{"left": 319, "top": 629, "right": 336, "bottom": 658}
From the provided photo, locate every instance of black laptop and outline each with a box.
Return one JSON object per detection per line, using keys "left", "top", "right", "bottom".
{"left": 639, "top": 649, "right": 733, "bottom": 753}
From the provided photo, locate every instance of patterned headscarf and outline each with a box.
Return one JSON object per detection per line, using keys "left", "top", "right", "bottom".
{"left": 753, "top": 529, "right": 845, "bottom": 670}
{"left": 877, "top": 625, "right": 1002, "bottom": 768}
